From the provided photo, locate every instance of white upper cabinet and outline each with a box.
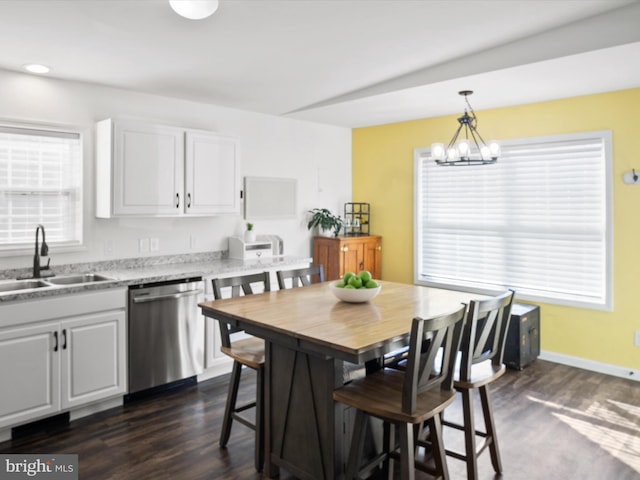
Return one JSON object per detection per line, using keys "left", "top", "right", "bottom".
{"left": 96, "top": 119, "right": 241, "bottom": 218}
{"left": 113, "top": 120, "right": 184, "bottom": 216}
{"left": 185, "top": 130, "right": 241, "bottom": 215}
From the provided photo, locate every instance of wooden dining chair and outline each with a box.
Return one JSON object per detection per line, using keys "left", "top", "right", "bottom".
{"left": 275, "top": 264, "right": 324, "bottom": 289}
{"left": 211, "top": 272, "right": 271, "bottom": 472}
{"left": 333, "top": 305, "right": 467, "bottom": 480}
{"left": 441, "top": 289, "right": 514, "bottom": 480}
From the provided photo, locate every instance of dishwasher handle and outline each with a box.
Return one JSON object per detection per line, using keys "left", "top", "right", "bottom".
{"left": 132, "top": 288, "right": 203, "bottom": 304}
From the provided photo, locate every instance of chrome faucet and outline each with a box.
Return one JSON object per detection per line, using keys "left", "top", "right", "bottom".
{"left": 33, "top": 224, "right": 53, "bottom": 278}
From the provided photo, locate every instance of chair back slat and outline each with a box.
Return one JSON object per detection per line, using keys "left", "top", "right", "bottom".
{"left": 212, "top": 272, "right": 271, "bottom": 348}
{"left": 276, "top": 265, "right": 325, "bottom": 290}
{"left": 460, "top": 290, "right": 514, "bottom": 381}
{"left": 402, "top": 304, "right": 467, "bottom": 415}
{"left": 213, "top": 272, "right": 271, "bottom": 299}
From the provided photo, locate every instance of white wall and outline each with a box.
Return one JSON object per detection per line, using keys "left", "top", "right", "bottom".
{"left": 0, "top": 69, "right": 351, "bottom": 269}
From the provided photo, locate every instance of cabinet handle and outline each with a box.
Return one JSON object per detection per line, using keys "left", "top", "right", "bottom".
{"left": 176, "top": 193, "right": 180, "bottom": 208}
{"left": 341, "top": 246, "right": 348, "bottom": 252}
{"left": 53, "top": 331, "right": 58, "bottom": 352}
{"left": 359, "top": 262, "right": 364, "bottom": 270}
{"left": 187, "top": 193, "right": 192, "bottom": 208}
{"left": 62, "top": 329, "right": 67, "bottom": 350}
{"left": 377, "top": 245, "right": 382, "bottom": 251}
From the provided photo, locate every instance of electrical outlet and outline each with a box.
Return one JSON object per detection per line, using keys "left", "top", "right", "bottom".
{"left": 150, "top": 237, "right": 160, "bottom": 252}
{"left": 139, "top": 238, "right": 149, "bottom": 253}
{"left": 635, "top": 330, "right": 640, "bottom": 347}
{"left": 190, "top": 235, "right": 198, "bottom": 250}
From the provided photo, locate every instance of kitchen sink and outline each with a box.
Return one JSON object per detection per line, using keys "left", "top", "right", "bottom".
{"left": 45, "top": 273, "right": 114, "bottom": 285}
{"left": 0, "top": 279, "right": 51, "bottom": 293}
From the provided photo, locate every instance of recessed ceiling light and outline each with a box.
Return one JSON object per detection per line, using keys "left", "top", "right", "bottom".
{"left": 169, "top": 0, "right": 219, "bottom": 20}
{"left": 23, "top": 64, "right": 51, "bottom": 74}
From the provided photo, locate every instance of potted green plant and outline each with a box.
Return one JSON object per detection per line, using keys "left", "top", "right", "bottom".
{"left": 244, "top": 222, "right": 256, "bottom": 242}
{"left": 307, "top": 208, "right": 343, "bottom": 237}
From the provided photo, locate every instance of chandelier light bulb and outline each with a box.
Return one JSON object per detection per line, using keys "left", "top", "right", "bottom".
{"left": 456, "top": 140, "right": 471, "bottom": 159}
{"left": 489, "top": 142, "right": 501, "bottom": 159}
{"left": 480, "top": 145, "right": 491, "bottom": 159}
{"left": 447, "top": 147, "right": 458, "bottom": 162}
{"left": 169, "top": 0, "right": 219, "bottom": 19}
{"left": 431, "top": 143, "right": 445, "bottom": 162}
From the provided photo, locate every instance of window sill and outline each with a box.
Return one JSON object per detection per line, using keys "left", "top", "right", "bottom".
{"left": 0, "top": 243, "right": 86, "bottom": 258}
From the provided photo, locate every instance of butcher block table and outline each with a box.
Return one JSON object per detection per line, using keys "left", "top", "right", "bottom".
{"left": 199, "top": 280, "right": 487, "bottom": 480}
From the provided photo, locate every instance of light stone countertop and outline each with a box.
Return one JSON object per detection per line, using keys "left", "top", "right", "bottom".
{"left": 0, "top": 254, "right": 312, "bottom": 303}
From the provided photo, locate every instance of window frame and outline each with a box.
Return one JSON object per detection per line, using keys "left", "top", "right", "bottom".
{"left": 0, "top": 121, "right": 84, "bottom": 254}
{"left": 413, "top": 130, "right": 613, "bottom": 311}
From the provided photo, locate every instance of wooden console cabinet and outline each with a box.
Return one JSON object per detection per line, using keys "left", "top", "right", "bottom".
{"left": 313, "top": 235, "right": 382, "bottom": 281}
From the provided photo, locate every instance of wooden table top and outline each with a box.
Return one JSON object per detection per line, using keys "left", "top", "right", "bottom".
{"left": 199, "top": 280, "right": 488, "bottom": 363}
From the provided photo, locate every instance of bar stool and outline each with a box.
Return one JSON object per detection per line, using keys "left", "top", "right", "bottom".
{"left": 441, "top": 290, "right": 514, "bottom": 480}
{"left": 276, "top": 264, "right": 324, "bottom": 289}
{"left": 333, "top": 305, "right": 467, "bottom": 480}
{"left": 211, "top": 272, "right": 271, "bottom": 472}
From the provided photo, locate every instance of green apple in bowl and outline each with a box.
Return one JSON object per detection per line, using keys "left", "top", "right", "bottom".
{"left": 331, "top": 269, "right": 381, "bottom": 302}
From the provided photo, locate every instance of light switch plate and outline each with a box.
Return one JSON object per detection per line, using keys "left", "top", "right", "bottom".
{"left": 635, "top": 330, "right": 640, "bottom": 347}
{"left": 150, "top": 237, "right": 159, "bottom": 252}
{"left": 139, "top": 238, "right": 149, "bottom": 253}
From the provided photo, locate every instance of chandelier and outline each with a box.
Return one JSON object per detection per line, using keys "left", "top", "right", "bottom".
{"left": 431, "top": 90, "right": 500, "bottom": 166}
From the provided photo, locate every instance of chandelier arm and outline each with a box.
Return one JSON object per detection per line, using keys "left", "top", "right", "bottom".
{"left": 469, "top": 123, "right": 489, "bottom": 148}
{"left": 467, "top": 126, "right": 485, "bottom": 160}
{"left": 447, "top": 123, "right": 464, "bottom": 150}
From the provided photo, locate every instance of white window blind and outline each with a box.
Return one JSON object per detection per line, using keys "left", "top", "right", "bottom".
{"left": 414, "top": 131, "right": 612, "bottom": 310}
{"left": 0, "top": 125, "right": 82, "bottom": 248}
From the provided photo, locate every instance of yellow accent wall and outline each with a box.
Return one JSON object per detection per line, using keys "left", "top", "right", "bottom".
{"left": 352, "top": 88, "right": 640, "bottom": 371}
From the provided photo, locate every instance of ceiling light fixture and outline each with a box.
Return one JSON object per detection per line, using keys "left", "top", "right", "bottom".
{"left": 169, "top": 0, "right": 219, "bottom": 20}
{"left": 23, "top": 64, "right": 51, "bottom": 74}
{"left": 431, "top": 90, "right": 500, "bottom": 166}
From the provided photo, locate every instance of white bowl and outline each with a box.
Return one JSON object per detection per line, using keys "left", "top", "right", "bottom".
{"left": 330, "top": 282, "right": 381, "bottom": 303}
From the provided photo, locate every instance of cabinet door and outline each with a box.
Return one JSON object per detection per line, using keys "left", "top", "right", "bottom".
{"left": 185, "top": 131, "right": 241, "bottom": 215}
{"left": 341, "top": 239, "right": 365, "bottom": 277}
{"left": 363, "top": 237, "right": 382, "bottom": 279}
{"left": 61, "top": 311, "right": 126, "bottom": 409}
{"left": 0, "top": 322, "right": 60, "bottom": 429}
{"left": 113, "top": 121, "right": 184, "bottom": 216}
{"left": 314, "top": 237, "right": 340, "bottom": 280}
{"left": 205, "top": 316, "right": 221, "bottom": 366}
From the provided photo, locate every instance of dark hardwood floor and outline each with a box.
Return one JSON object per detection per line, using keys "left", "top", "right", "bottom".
{"left": 1, "top": 360, "right": 639, "bottom": 479}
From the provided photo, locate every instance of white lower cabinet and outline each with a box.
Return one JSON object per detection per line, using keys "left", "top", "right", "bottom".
{"left": 0, "top": 288, "right": 127, "bottom": 432}
{"left": 61, "top": 311, "right": 126, "bottom": 409}
{"left": 0, "top": 322, "right": 61, "bottom": 428}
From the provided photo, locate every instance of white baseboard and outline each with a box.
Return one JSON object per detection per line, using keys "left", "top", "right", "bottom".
{"left": 198, "top": 361, "right": 233, "bottom": 382}
{"left": 539, "top": 350, "right": 640, "bottom": 382}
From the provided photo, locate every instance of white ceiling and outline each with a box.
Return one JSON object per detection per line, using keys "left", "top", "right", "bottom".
{"left": 1, "top": 0, "right": 639, "bottom": 128}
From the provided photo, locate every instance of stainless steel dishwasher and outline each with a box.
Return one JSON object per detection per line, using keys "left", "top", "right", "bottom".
{"left": 128, "top": 277, "right": 204, "bottom": 394}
